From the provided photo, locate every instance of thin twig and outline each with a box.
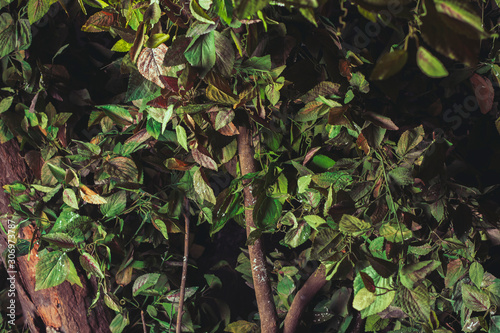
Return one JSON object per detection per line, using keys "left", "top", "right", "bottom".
{"left": 176, "top": 197, "right": 190, "bottom": 333}
{"left": 141, "top": 310, "right": 147, "bottom": 333}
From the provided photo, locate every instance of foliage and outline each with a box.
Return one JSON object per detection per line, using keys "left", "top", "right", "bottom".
{"left": 1, "top": 0, "right": 500, "bottom": 332}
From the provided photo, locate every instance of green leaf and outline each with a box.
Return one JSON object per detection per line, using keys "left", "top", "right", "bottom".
{"left": 66, "top": 258, "right": 83, "bottom": 287}
{"left": 491, "top": 316, "right": 500, "bottom": 333}
{"left": 41, "top": 233, "right": 76, "bottom": 249}
{"left": 100, "top": 191, "right": 127, "bottom": 218}
{"left": 396, "top": 125, "right": 424, "bottom": 156}
{"left": 280, "top": 220, "right": 311, "bottom": 248}
{"left": 35, "top": 250, "right": 70, "bottom": 290}
{"left": 47, "top": 162, "right": 66, "bottom": 183}
{"left": 111, "top": 39, "right": 133, "bottom": 52}
{"left": 166, "top": 286, "right": 199, "bottom": 302}
{"left": 62, "top": 188, "right": 78, "bottom": 209}
{"left": 80, "top": 252, "right": 105, "bottom": 279}
{"left": 303, "top": 215, "right": 326, "bottom": 230}
{"left": 204, "top": 274, "right": 222, "bottom": 289}
{"left": 0, "top": 118, "right": 13, "bottom": 143}
{"left": 97, "top": 105, "right": 133, "bottom": 125}
{"left": 470, "top": 262, "right": 484, "bottom": 289}
{"left": 277, "top": 275, "right": 296, "bottom": 296}
{"left": 176, "top": 125, "right": 189, "bottom": 151}
{"left": 152, "top": 219, "right": 170, "bottom": 240}
{"left": 354, "top": 266, "right": 395, "bottom": 318}
{"left": 0, "top": 0, "right": 15, "bottom": 9}
{"left": 379, "top": 223, "right": 412, "bottom": 243}
{"left": 28, "top": 0, "right": 57, "bottom": 24}
{"left": 254, "top": 197, "right": 282, "bottom": 229}
{"left": 0, "top": 96, "right": 13, "bottom": 114}
{"left": 349, "top": 72, "right": 370, "bottom": 93}
{"left": 370, "top": 50, "right": 407, "bottom": 81}
{"left": 234, "top": 0, "right": 270, "bottom": 19}
{"left": 416, "top": 47, "right": 448, "bottom": 78}
{"left": 184, "top": 31, "right": 216, "bottom": 78}
{"left": 311, "top": 171, "right": 353, "bottom": 190}
{"left": 215, "top": 108, "right": 235, "bottom": 130}
{"left": 133, "top": 273, "right": 160, "bottom": 296}
{"left": 434, "top": 0, "right": 489, "bottom": 39}
{"left": 240, "top": 55, "right": 272, "bottom": 73}
{"left": 206, "top": 84, "right": 239, "bottom": 105}
{"left": 105, "top": 157, "right": 139, "bottom": 183}
{"left": 387, "top": 167, "right": 414, "bottom": 186}
{"left": 339, "top": 214, "right": 370, "bottom": 235}
{"left": 462, "top": 284, "right": 490, "bottom": 312}
{"left": 400, "top": 260, "right": 441, "bottom": 289}
{"left": 398, "top": 284, "right": 430, "bottom": 322}
{"left": 193, "top": 168, "right": 216, "bottom": 205}
{"left": 214, "top": 31, "right": 235, "bottom": 77}
{"left": 110, "top": 312, "right": 129, "bottom": 333}
{"left": 224, "top": 320, "right": 259, "bottom": 333}
{"left": 0, "top": 12, "right": 15, "bottom": 57}
{"left": 190, "top": 0, "right": 214, "bottom": 24}
{"left": 353, "top": 288, "right": 376, "bottom": 311}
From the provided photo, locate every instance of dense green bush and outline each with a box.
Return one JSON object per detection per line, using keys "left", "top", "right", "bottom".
{"left": 2, "top": 0, "right": 500, "bottom": 332}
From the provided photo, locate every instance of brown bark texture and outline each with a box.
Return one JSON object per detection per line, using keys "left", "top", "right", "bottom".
{"left": 283, "top": 264, "right": 327, "bottom": 333}
{"left": 0, "top": 140, "right": 111, "bottom": 333}
{"left": 237, "top": 125, "right": 278, "bottom": 333}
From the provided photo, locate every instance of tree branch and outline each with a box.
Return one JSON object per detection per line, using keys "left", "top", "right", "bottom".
{"left": 283, "top": 264, "right": 327, "bottom": 333}
{"left": 176, "top": 197, "right": 190, "bottom": 333}
{"left": 237, "top": 125, "right": 278, "bottom": 333}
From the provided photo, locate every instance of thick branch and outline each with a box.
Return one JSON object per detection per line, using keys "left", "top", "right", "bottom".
{"left": 237, "top": 126, "right": 278, "bottom": 333}
{"left": 176, "top": 197, "right": 190, "bottom": 333}
{"left": 283, "top": 264, "right": 327, "bottom": 333}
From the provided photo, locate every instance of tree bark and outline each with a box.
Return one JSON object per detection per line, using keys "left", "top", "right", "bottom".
{"left": 283, "top": 264, "right": 327, "bottom": 333}
{"left": 0, "top": 140, "right": 112, "bottom": 333}
{"left": 237, "top": 126, "right": 278, "bottom": 333}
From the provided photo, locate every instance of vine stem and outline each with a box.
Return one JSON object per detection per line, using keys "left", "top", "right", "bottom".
{"left": 237, "top": 125, "right": 278, "bottom": 333}
{"left": 283, "top": 264, "right": 327, "bottom": 333}
{"left": 176, "top": 197, "right": 190, "bottom": 333}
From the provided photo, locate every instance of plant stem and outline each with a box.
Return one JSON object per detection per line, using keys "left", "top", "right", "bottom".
{"left": 283, "top": 264, "right": 327, "bottom": 333}
{"left": 176, "top": 197, "right": 190, "bottom": 333}
{"left": 237, "top": 125, "right": 278, "bottom": 333}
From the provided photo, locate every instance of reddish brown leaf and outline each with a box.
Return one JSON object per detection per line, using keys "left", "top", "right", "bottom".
{"left": 328, "top": 106, "right": 349, "bottom": 125}
{"left": 137, "top": 44, "right": 169, "bottom": 88}
{"left": 339, "top": 59, "right": 352, "bottom": 80}
{"left": 165, "top": 158, "right": 193, "bottom": 171}
{"left": 82, "top": 11, "right": 117, "bottom": 32}
{"left": 24, "top": 150, "right": 43, "bottom": 179}
{"left": 360, "top": 271, "right": 376, "bottom": 293}
{"left": 159, "top": 76, "right": 179, "bottom": 93}
{"left": 303, "top": 147, "right": 321, "bottom": 166}
{"left": 125, "top": 128, "right": 151, "bottom": 145}
{"left": 470, "top": 73, "right": 494, "bottom": 114}
{"left": 356, "top": 132, "right": 370, "bottom": 155}
{"left": 363, "top": 112, "right": 399, "bottom": 130}
{"left": 192, "top": 147, "right": 218, "bottom": 171}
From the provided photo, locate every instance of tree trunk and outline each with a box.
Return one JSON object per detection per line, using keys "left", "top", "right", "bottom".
{"left": 237, "top": 126, "right": 278, "bottom": 333}
{"left": 0, "top": 140, "right": 112, "bottom": 333}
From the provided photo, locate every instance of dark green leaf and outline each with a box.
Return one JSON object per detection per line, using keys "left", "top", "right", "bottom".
{"left": 370, "top": 50, "right": 407, "bottom": 80}
{"left": 184, "top": 31, "right": 216, "bottom": 78}
{"left": 100, "top": 191, "right": 127, "bottom": 218}
{"left": 462, "top": 284, "right": 490, "bottom": 312}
